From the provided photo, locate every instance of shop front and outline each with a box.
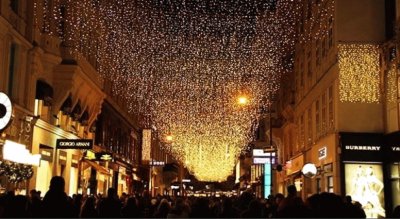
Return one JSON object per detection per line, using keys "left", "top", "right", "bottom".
{"left": 284, "top": 154, "right": 304, "bottom": 196}
{"left": 339, "top": 132, "right": 386, "bottom": 218}
{"left": 384, "top": 131, "right": 400, "bottom": 215}
{"left": 303, "top": 134, "right": 338, "bottom": 196}
{"left": 0, "top": 92, "right": 40, "bottom": 194}
{"left": 30, "top": 123, "right": 88, "bottom": 197}
{"left": 81, "top": 149, "right": 112, "bottom": 196}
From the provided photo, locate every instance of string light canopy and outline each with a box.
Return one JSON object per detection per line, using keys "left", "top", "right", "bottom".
{"left": 38, "top": 0, "right": 296, "bottom": 181}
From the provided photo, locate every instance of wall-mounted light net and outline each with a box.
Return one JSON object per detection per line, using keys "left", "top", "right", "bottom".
{"left": 338, "top": 44, "right": 381, "bottom": 104}
{"left": 37, "top": 0, "right": 296, "bottom": 181}
{"left": 386, "top": 64, "right": 397, "bottom": 105}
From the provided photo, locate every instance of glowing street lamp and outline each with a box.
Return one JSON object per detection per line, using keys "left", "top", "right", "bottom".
{"left": 166, "top": 135, "right": 173, "bottom": 142}
{"left": 237, "top": 96, "right": 249, "bottom": 105}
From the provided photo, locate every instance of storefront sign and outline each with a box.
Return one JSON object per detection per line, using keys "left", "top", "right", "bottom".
{"left": 253, "top": 149, "right": 275, "bottom": 157}
{"left": 340, "top": 132, "right": 384, "bottom": 162}
{"left": 344, "top": 145, "right": 381, "bottom": 151}
{"left": 253, "top": 157, "right": 275, "bottom": 164}
{"left": 56, "top": 139, "right": 93, "bottom": 149}
{"left": 318, "top": 147, "right": 327, "bottom": 160}
{"left": 39, "top": 144, "right": 53, "bottom": 162}
{"left": 150, "top": 160, "right": 165, "bottom": 166}
{"left": 391, "top": 146, "right": 400, "bottom": 151}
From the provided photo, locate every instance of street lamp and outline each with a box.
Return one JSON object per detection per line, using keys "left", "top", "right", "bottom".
{"left": 166, "top": 135, "right": 173, "bottom": 142}
{"left": 237, "top": 96, "right": 249, "bottom": 105}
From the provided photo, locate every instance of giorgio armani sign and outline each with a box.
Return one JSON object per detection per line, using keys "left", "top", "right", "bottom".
{"left": 56, "top": 139, "right": 93, "bottom": 149}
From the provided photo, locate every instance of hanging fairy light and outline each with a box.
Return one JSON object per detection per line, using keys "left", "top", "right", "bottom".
{"left": 37, "top": 0, "right": 296, "bottom": 181}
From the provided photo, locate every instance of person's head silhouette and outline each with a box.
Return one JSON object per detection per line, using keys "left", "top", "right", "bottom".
{"left": 287, "top": 185, "right": 297, "bottom": 197}
{"left": 49, "top": 176, "right": 65, "bottom": 192}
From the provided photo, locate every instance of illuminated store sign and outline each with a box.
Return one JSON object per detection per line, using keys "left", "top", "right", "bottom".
{"left": 391, "top": 146, "right": 400, "bottom": 151}
{"left": 253, "top": 157, "right": 275, "bottom": 164}
{"left": 56, "top": 139, "right": 93, "bottom": 149}
{"left": 253, "top": 149, "right": 275, "bottom": 157}
{"left": 318, "top": 147, "right": 327, "bottom": 160}
{"left": 150, "top": 160, "right": 165, "bottom": 166}
{"left": 344, "top": 145, "right": 381, "bottom": 151}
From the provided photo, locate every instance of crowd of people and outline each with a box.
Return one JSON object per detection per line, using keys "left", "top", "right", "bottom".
{"left": 0, "top": 176, "right": 400, "bottom": 218}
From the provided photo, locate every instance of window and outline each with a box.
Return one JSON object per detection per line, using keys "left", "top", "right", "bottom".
{"left": 316, "top": 177, "right": 322, "bottom": 193}
{"left": 328, "top": 86, "right": 334, "bottom": 129}
{"left": 307, "top": 52, "right": 312, "bottom": 78}
{"left": 316, "top": 39, "right": 321, "bottom": 66}
{"left": 307, "top": 0, "right": 312, "bottom": 19}
{"left": 328, "top": 28, "right": 333, "bottom": 49}
{"left": 327, "top": 175, "right": 334, "bottom": 193}
{"left": 315, "top": 100, "right": 320, "bottom": 138}
{"left": 300, "top": 114, "right": 305, "bottom": 149}
{"left": 322, "top": 37, "right": 327, "bottom": 57}
{"left": 8, "top": 43, "right": 17, "bottom": 98}
{"left": 10, "top": 0, "right": 18, "bottom": 13}
{"left": 307, "top": 108, "right": 312, "bottom": 145}
{"left": 321, "top": 93, "right": 327, "bottom": 135}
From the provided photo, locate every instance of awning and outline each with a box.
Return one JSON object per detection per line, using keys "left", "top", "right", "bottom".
{"left": 83, "top": 160, "right": 111, "bottom": 176}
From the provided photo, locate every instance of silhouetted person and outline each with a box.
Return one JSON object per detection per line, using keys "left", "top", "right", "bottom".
{"left": 269, "top": 193, "right": 284, "bottom": 217}
{"left": 392, "top": 205, "right": 400, "bottom": 218}
{"left": 28, "top": 189, "right": 43, "bottom": 217}
{"left": 167, "top": 197, "right": 190, "bottom": 218}
{"left": 189, "top": 197, "right": 215, "bottom": 218}
{"left": 343, "top": 195, "right": 366, "bottom": 218}
{"left": 80, "top": 196, "right": 98, "bottom": 218}
{"left": 98, "top": 188, "right": 122, "bottom": 217}
{"left": 154, "top": 198, "right": 171, "bottom": 218}
{"left": 72, "top": 193, "right": 83, "bottom": 217}
{"left": 241, "top": 199, "right": 263, "bottom": 218}
{"left": 219, "top": 197, "right": 238, "bottom": 218}
{"left": 3, "top": 195, "right": 30, "bottom": 217}
{"left": 42, "top": 176, "right": 74, "bottom": 217}
{"left": 277, "top": 185, "right": 310, "bottom": 217}
{"left": 122, "top": 197, "right": 141, "bottom": 218}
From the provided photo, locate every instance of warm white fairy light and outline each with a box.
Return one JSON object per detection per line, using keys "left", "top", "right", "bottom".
{"left": 386, "top": 64, "right": 397, "bottom": 104}
{"left": 338, "top": 44, "right": 381, "bottom": 103}
{"left": 37, "top": 0, "right": 296, "bottom": 181}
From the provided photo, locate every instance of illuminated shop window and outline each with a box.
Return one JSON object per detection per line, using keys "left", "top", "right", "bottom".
{"left": 316, "top": 177, "right": 321, "bottom": 194}
{"left": 338, "top": 44, "right": 381, "bottom": 103}
{"left": 327, "top": 175, "right": 334, "bottom": 193}
{"left": 264, "top": 163, "right": 272, "bottom": 198}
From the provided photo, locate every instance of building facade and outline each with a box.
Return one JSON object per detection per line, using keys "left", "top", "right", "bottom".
{"left": 275, "top": 0, "right": 400, "bottom": 216}
{"left": 0, "top": 0, "right": 149, "bottom": 197}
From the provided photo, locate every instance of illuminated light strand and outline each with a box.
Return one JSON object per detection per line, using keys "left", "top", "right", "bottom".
{"left": 386, "top": 63, "right": 397, "bottom": 104}
{"left": 338, "top": 44, "right": 381, "bottom": 103}
{"left": 37, "top": 0, "right": 296, "bottom": 181}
